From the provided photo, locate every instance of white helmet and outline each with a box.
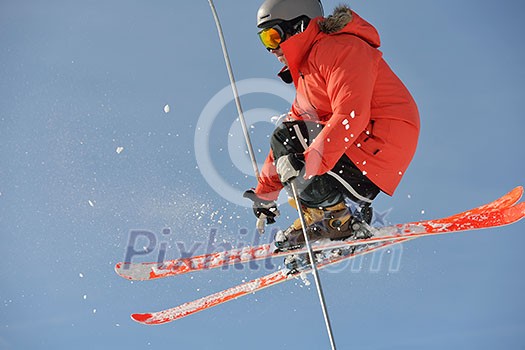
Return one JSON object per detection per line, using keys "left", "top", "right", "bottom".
{"left": 257, "top": 0, "right": 324, "bottom": 28}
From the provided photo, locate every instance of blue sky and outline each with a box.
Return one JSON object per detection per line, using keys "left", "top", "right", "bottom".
{"left": 1, "top": 0, "right": 524, "bottom": 349}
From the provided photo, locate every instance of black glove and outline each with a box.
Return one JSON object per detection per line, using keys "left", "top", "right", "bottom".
{"left": 275, "top": 153, "right": 305, "bottom": 184}
{"left": 243, "top": 189, "right": 279, "bottom": 225}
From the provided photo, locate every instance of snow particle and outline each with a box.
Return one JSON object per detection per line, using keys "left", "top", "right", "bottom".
{"left": 88, "top": 200, "right": 94, "bottom": 207}
{"left": 116, "top": 146, "right": 124, "bottom": 154}
{"left": 164, "top": 104, "right": 170, "bottom": 113}
{"left": 79, "top": 273, "right": 84, "bottom": 278}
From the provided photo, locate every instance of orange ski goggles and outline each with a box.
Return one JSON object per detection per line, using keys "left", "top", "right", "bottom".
{"left": 258, "top": 25, "right": 286, "bottom": 51}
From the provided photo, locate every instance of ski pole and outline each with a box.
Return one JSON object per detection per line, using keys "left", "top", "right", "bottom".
{"left": 290, "top": 180, "right": 337, "bottom": 350}
{"left": 207, "top": 0, "right": 260, "bottom": 181}
{"left": 207, "top": 2, "right": 336, "bottom": 348}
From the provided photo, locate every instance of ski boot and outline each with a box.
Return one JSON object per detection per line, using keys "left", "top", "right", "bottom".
{"left": 273, "top": 204, "right": 325, "bottom": 251}
{"left": 347, "top": 204, "right": 374, "bottom": 240}
{"left": 274, "top": 201, "right": 373, "bottom": 252}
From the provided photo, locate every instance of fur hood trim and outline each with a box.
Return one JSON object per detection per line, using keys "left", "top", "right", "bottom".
{"left": 318, "top": 5, "right": 353, "bottom": 34}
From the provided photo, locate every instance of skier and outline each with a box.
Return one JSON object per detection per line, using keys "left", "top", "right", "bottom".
{"left": 244, "top": 0, "right": 420, "bottom": 250}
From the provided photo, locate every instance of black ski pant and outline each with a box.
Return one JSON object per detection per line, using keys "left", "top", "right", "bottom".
{"left": 270, "top": 120, "right": 380, "bottom": 210}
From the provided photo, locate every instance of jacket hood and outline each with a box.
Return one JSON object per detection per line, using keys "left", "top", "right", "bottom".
{"left": 319, "top": 6, "right": 380, "bottom": 48}
{"left": 278, "top": 7, "right": 381, "bottom": 84}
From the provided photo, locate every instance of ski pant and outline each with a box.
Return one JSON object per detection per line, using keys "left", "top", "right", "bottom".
{"left": 270, "top": 120, "right": 380, "bottom": 209}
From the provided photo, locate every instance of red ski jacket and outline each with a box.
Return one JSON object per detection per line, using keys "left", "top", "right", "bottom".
{"left": 255, "top": 9, "right": 420, "bottom": 200}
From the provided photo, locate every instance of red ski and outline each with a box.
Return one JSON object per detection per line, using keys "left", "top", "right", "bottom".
{"left": 117, "top": 187, "right": 524, "bottom": 281}
{"left": 130, "top": 188, "right": 524, "bottom": 325}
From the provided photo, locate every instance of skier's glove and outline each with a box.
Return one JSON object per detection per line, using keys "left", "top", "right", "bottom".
{"left": 243, "top": 189, "right": 280, "bottom": 233}
{"left": 276, "top": 153, "right": 305, "bottom": 184}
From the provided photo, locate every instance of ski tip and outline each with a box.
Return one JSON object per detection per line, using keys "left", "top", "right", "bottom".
{"left": 510, "top": 186, "right": 524, "bottom": 200}
{"left": 511, "top": 202, "right": 525, "bottom": 217}
{"left": 114, "top": 262, "right": 131, "bottom": 271}
{"left": 114, "top": 263, "right": 137, "bottom": 280}
{"left": 131, "top": 313, "right": 153, "bottom": 324}
{"left": 114, "top": 263, "right": 129, "bottom": 279}
{"left": 499, "top": 202, "right": 525, "bottom": 225}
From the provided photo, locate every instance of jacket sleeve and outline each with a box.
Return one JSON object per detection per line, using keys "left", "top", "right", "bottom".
{"left": 254, "top": 150, "right": 283, "bottom": 201}
{"left": 302, "top": 37, "right": 380, "bottom": 178}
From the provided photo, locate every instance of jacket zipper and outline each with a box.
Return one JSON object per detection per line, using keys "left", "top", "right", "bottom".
{"left": 299, "top": 72, "right": 317, "bottom": 111}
